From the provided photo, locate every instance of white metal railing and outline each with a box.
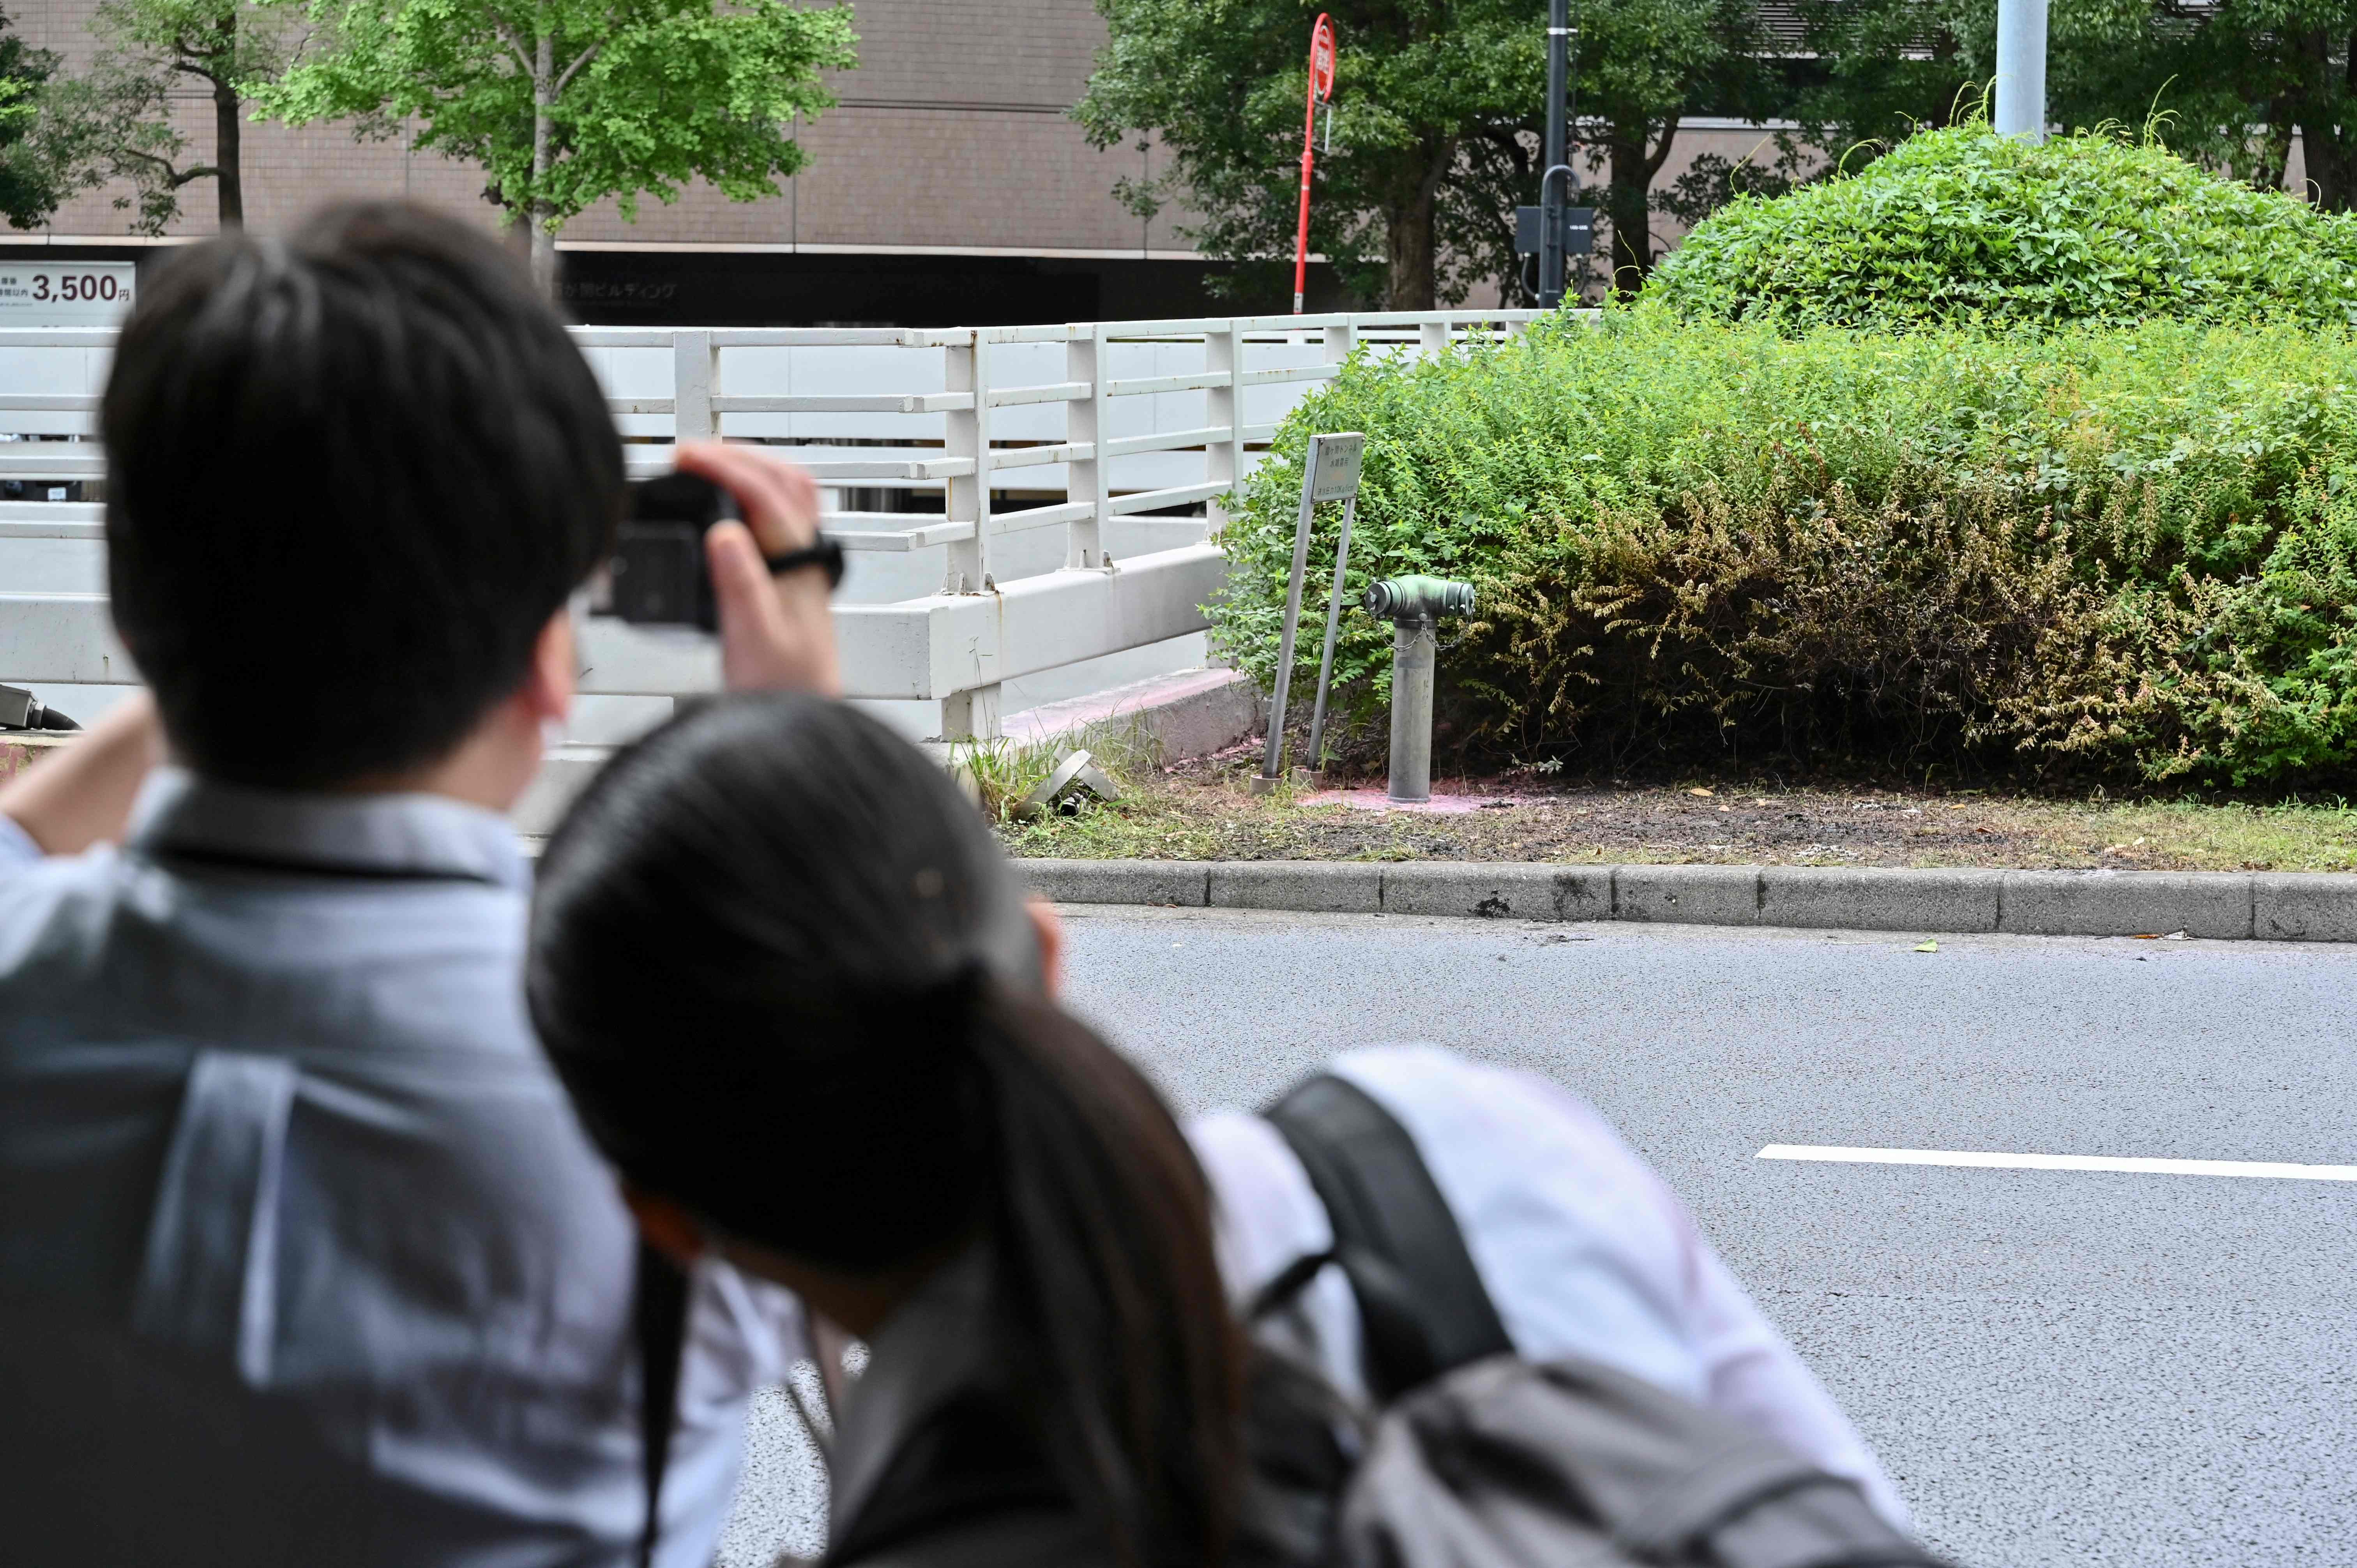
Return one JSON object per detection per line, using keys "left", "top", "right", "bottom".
{"left": 0, "top": 310, "right": 1539, "bottom": 737}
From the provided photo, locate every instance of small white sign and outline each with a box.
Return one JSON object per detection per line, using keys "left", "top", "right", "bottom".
{"left": 1308, "top": 431, "right": 1365, "bottom": 502}
{"left": 0, "top": 262, "right": 138, "bottom": 326}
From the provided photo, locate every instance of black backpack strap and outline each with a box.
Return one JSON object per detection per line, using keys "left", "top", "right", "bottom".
{"left": 1263, "top": 1073, "right": 1512, "bottom": 1401}
{"left": 633, "top": 1240, "right": 692, "bottom": 1568}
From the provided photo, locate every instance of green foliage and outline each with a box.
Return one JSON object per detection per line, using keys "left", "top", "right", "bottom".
{"left": 1783, "top": 0, "right": 2357, "bottom": 211}
{"left": 261, "top": 0, "right": 855, "bottom": 267}
{"left": 3, "top": 0, "right": 283, "bottom": 233}
{"left": 1650, "top": 125, "right": 2357, "bottom": 331}
{"left": 1214, "top": 306, "right": 2357, "bottom": 786}
{"left": 0, "top": 9, "right": 59, "bottom": 228}
{"left": 1073, "top": 0, "right": 1774, "bottom": 307}
{"left": 1075, "top": 0, "right": 1539, "bottom": 308}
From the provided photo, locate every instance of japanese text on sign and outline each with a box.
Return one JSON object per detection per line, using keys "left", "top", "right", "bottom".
{"left": 0, "top": 264, "right": 138, "bottom": 326}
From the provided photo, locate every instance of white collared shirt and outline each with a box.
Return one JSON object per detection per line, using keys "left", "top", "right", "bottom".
{"left": 1189, "top": 1046, "right": 1910, "bottom": 1529}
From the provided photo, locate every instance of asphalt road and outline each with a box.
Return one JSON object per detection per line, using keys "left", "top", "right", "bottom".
{"left": 718, "top": 909, "right": 2357, "bottom": 1568}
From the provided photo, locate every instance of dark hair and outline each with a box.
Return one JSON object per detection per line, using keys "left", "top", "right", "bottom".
{"left": 527, "top": 693, "right": 1245, "bottom": 1568}
{"left": 101, "top": 201, "right": 621, "bottom": 788}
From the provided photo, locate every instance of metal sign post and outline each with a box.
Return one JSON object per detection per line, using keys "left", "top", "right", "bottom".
{"left": 1291, "top": 15, "right": 1338, "bottom": 314}
{"left": 1257, "top": 431, "right": 1364, "bottom": 790}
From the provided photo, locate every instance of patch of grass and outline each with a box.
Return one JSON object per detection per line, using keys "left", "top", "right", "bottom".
{"left": 953, "top": 717, "right": 1166, "bottom": 824}
{"left": 2046, "top": 798, "right": 2357, "bottom": 872}
{"left": 992, "top": 753, "right": 2357, "bottom": 872}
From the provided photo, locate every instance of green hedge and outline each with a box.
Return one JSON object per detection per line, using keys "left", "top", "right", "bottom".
{"left": 1212, "top": 307, "right": 2357, "bottom": 784}
{"left": 1650, "top": 125, "right": 2357, "bottom": 330}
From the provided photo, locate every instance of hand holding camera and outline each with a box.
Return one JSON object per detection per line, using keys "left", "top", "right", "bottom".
{"left": 613, "top": 443, "right": 843, "bottom": 697}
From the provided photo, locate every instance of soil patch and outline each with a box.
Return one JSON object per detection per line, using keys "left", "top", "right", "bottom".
{"left": 993, "top": 745, "right": 2357, "bottom": 872}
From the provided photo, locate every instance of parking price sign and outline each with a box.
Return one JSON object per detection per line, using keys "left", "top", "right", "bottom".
{"left": 0, "top": 263, "right": 138, "bottom": 326}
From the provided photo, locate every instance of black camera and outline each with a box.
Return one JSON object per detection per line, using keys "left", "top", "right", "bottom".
{"left": 605, "top": 471, "right": 844, "bottom": 632}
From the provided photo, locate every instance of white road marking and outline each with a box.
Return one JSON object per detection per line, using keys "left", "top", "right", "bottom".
{"left": 1757, "top": 1144, "right": 2357, "bottom": 1182}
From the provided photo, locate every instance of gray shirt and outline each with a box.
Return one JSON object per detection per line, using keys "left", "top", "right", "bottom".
{"left": 0, "top": 770, "right": 798, "bottom": 1567}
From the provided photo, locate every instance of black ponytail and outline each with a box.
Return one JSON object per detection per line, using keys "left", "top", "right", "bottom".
{"left": 528, "top": 692, "right": 1243, "bottom": 1568}
{"left": 968, "top": 984, "right": 1242, "bottom": 1566}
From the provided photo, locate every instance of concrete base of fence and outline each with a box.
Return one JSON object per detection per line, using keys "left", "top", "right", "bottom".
{"left": 1019, "top": 859, "right": 2357, "bottom": 942}
{"left": 508, "top": 667, "right": 1263, "bottom": 836}
{"left": 1004, "top": 668, "right": 1262, "bottom": 761}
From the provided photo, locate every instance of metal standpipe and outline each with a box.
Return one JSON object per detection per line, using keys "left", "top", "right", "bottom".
{"left": 1360, "top": 574, "right": 1474, "bottom": 805}
{"left": 1387, "top": 615, "right": 1438, "bottom": 803}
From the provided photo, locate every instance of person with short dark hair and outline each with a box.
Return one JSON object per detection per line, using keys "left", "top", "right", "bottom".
{"left": 0, "top": 202, "right": 840, "bottom": 1565}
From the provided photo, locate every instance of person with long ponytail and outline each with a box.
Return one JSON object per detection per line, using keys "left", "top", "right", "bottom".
{"left": 527, "top": 691, "right": 1246, "bottom": 1568}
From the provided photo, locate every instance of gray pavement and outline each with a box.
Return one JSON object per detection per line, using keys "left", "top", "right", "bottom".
{"left": 720, "top": 909, "right": 2357, "bottom": 1568}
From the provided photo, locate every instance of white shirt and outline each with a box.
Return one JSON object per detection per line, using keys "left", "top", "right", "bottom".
{"left": 1188, "top": 1045, "right": 1909, "bottom": 1529}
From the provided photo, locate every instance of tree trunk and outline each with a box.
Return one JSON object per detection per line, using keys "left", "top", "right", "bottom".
{"left": 213, "top": 78, "right": 243, "bottom": 229}
{"left": 1382, "top": 143, "right": 1449, "bottom": 309}
{"left": 208, "top": 8, "right": 240, "bottom": 230}
{"left": 529, "top": 32, "right": 558, "bottom": 295}
{"left": 1604, "top": 135, "right": 1653, "bottom": 293}
{"left": 2293, "top": 30, "right": 2357, "bottom": 210}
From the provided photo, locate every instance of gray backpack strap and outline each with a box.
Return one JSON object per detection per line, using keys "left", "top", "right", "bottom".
{"left": 1264, "top": 1073, "right": 1512, "bottom": 1400}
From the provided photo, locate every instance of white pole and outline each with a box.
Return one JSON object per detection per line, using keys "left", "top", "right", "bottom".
{"left": 1993, "top": 0, "right": 2048, "bottom": 143}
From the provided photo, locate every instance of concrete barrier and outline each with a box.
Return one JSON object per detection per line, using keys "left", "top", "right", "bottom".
{"left": 1761, "top": 866, "right": 2002, "bottom": 933}
{"left": 1207, "top": 861, "right": 1384, "bottom": 914}
{"left": 1380, "top": 862, "right": 1613, "bottom": 922}
{"left": 1018, "top": 858, "right": 2357, "bottom": 941}
{"left": 1615, "top": 863, "right": 1761, "bottom": 926}
{"left": 2254, "top": 872, "right": 2357, "bottom": 943}
{"left": 1997, "top": 870, "right": 2253, "bottom": 939}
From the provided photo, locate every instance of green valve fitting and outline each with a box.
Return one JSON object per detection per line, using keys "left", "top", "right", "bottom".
{"left": 1361, "top": 575, "right": 1476, "bottom": 624}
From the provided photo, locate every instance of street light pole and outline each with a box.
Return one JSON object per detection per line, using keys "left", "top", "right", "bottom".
{"left": 1537, "top": 0, "right": 1570, "bottom": 306}
{"left": 1994, "top": 0, "right": 2048, "bottom": 143}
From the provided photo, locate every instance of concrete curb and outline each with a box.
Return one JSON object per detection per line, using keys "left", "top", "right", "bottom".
{"left": 1015, "top": 859, "right": 2357, "bottom": 942}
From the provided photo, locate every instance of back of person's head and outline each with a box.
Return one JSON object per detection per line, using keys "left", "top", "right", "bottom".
{"left": 102, "top": 201, "right": 621, "bottom": 789}
{"left": 527, "top": 693, "right": 1243, "bottom": 1568}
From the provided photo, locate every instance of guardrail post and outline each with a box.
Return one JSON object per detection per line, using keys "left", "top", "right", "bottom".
{"left": 1324, "top": 318, "right": 1357, "bottom": 374}
{"left": 1205, "top": 321, "right": 1241, "bottom": 536}
{"left": 941, "top": 684, "right": 1003, "bottom": 742}
{"left": 940, "top": 329, "right": 1002, "bottom": 740}
{"left": 673, "top": 330, "right": 714, "bottom": 443}
{"left": 1066, "top": 324, "right": 1106, "bottom": 568}
{"left": 944, "top": 330, "right": 991, "bottom": 592}
{"left": 1419, "top": 314, "right": 1451, "bottom": 357}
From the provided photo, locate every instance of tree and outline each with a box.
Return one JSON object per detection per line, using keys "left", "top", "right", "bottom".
{"left": 21, "top": 0, "right": 290, "bottom": 233}
{"left": 1791, "top": 0, "right": 2357, "bottom": 212}
{"left": 1077, "top": 0, "right": 1778, "bottom": 310}
{"left": 260, "top": 0, "right": 857, "bottom": 291}
{"left": 1569, "top": 0, "right": 1775, "bottom": 285}
{"left": 0, "top": 9, "right": 60, "bottom": 228}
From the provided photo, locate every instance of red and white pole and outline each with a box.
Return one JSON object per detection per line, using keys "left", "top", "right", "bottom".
{"left": 1292, "top": 14, "right": 1336, "bottom": 314}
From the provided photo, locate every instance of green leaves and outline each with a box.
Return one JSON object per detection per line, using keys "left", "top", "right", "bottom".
{"left": 1, "top": 0, "right": 291, "bottom": 234}
{"left": 1213, "top": 307, "right": 2357, "bottom": 785}
{"left": 259, "top": 0, "right": 857, "bottom": 232}
{"left": 0, "top": 10, "right": 58, "bottom": 227}
{"left": 1074, "top": 0, "right": 1771, "bottom": 307}
{"left": 1651, "top": 125, "right": 2357, "bottom": 332}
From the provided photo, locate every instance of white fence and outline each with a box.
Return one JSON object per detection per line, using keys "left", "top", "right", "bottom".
{"left": 0, "top": 310, "right": 1539, "bottom": 738}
